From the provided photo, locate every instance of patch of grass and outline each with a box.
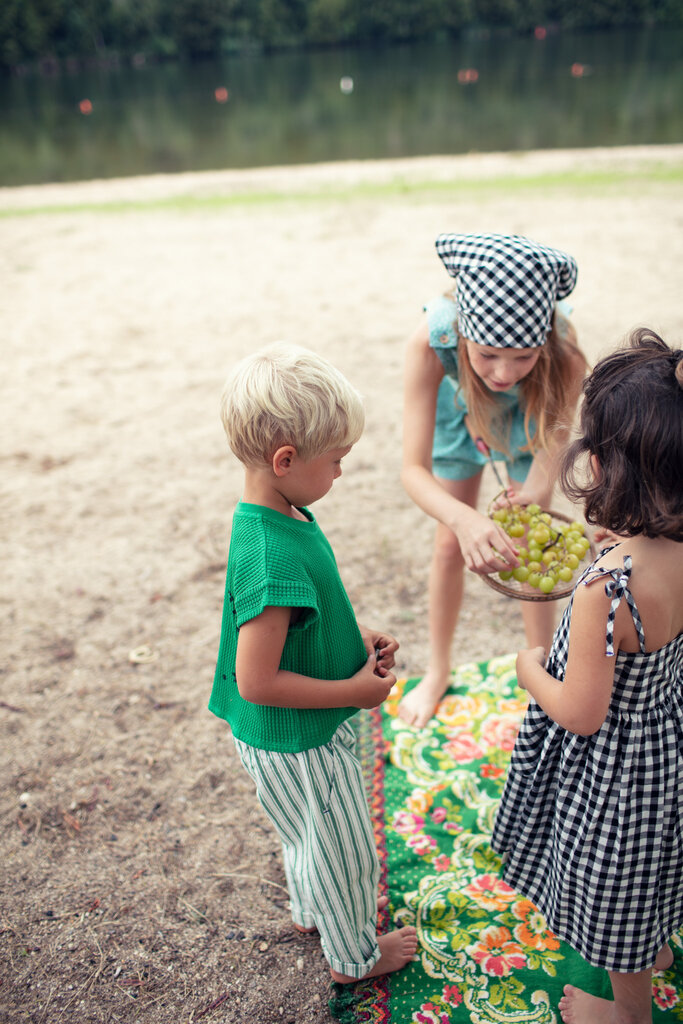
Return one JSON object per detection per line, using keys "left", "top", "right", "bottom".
{"left": 2, "top": 161, "right": 682, "bottom": 218}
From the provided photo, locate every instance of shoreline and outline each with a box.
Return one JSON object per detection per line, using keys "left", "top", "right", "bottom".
{"left": 2, "top": 143, "right": 682, "bottom": 212}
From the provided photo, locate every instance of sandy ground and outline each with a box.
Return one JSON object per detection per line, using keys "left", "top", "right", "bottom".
{"left": 2, "top": 145, "right": 683, "bottom": 1023}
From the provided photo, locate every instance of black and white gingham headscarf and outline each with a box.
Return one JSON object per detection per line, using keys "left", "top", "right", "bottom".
{"left": 434, "top": 233, "right": 578, "bottom": 349}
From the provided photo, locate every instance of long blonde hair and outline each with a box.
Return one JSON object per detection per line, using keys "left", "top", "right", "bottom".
{"left": 457, "top": 313, "right": 587, "bottom": 456}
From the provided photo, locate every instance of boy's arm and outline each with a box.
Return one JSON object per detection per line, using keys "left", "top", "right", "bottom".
{"left": 516, "top": 582, "right": 615, "bottom": 736}
{"left": 235, "top": 605, "right": 395, "bottom": 710}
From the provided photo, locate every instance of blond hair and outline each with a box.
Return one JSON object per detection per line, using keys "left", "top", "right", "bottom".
{"left": 457, "top": 312, "right": 587, "bottom": 455}
{"left": 220, "top": 343, "right": 365, "bottom": 467}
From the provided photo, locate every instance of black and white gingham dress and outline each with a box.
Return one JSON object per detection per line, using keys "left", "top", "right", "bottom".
{"left": 491, "top": 553, "right": 683, "bottom": 972}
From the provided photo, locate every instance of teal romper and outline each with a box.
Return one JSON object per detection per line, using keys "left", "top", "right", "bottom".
{"left": 428, "top": 294, "right": 534, "bottom": 482}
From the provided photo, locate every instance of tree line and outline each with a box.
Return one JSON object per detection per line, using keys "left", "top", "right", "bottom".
{"left": 2, "top": 0, "right": 682, "bottom": 71}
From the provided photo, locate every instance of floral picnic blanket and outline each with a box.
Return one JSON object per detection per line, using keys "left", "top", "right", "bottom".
{"left": 330, "top": 654, "right": 683, "bottom": 1024}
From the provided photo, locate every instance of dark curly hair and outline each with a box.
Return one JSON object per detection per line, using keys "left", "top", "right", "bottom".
{"left": 560, "top": 327, "right": 683, "bottom": 541}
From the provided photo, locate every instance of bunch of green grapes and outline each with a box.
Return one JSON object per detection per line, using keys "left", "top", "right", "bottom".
{"left": 491, "top": 503, "right": 591, "bottom": 594}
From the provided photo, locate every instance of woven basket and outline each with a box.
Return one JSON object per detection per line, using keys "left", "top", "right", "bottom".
{"left": 481, "top": 508, "right": 597, "bottom": 602}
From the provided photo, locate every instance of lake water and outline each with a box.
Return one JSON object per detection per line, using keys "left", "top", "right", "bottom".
{"left": 1, "top": 27, "right": 682, "bottom": 187}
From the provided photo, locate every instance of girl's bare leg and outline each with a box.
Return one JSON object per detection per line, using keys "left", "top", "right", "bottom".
{"left": 398, "top": 474, "right": 482, "bottom": 729}
{"left": 508, "top": 471, "right": 558, "bottom": 653}
{"left": 559, "top": 968, "right": 653, "bottom": 1024}
{"left": 520, "top": 598, "right": 557, "bottom": 651}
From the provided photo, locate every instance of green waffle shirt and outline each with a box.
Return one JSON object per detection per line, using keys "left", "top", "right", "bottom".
{"left": 209, "top": 502, "right": 367, "bottom": 752}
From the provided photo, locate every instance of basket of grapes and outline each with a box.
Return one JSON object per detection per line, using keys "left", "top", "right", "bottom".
{"left": 483, "top": 499, "right": 597, "bottom": 601}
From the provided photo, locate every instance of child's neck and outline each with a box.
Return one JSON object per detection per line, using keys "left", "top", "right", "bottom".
{"left": 242, "top": 470, "right": 301, "bottom": 519}
{"left": 605, "top": 535, "right": 682, "bottom": 571}
{"left": 615, "top": 533, "right": 678, "bottom": 557}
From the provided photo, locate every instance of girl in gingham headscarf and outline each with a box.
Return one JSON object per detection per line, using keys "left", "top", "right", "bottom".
{"left": 492, "top": 328, "right": 683, "bottom": 1023}
{"left": 400, "top": 233, "right": 587, "bottom": 727}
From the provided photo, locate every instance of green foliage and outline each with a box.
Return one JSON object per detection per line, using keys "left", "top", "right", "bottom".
{"left": 251, "top": 0, "right": 310, "bottom": 47}
{"left": 169, "top": 0, "right": 231, "bottom": 56}
{"left": 108, "top": 0, "right": 173, "bottom": 55}
{"left": 307, "top": 0, "right": 355, "bottom": 45}
{"left": 1, "top": 0, "right": 682, "bottom": 70}
{"left": 0, "top": 0, "right": 64, "bottom": 65}
{"left": 547, "top": 0, "right": 663, "bottom": 28}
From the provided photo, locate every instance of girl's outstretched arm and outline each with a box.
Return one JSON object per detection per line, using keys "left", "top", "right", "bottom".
{"left": 517, "top": 581, "right": 616, "bottom": 735}
{"left": 401, "top": 319, "right": 519, "bottom": 573}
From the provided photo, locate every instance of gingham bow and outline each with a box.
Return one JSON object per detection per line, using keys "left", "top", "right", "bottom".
{"left": 582, "top": 555, "right": 645, "bottom": 656}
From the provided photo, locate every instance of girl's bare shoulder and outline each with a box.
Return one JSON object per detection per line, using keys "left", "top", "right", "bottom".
{"left": 592, "top": 538, "right": 683, "bottom": 651}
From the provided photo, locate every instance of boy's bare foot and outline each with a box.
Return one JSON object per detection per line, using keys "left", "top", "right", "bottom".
{"left": 397, "top": 671, "right": 448, "bottom": 728}
{"left": 558, "top": 985, "right": 615, "bottom": 1024}
{"left": 655, "top": 943, "right": 673, "bottom": 971}
{"left": 330, "top": 926, "right": 418, "bottom": 984}
{"left": 295, "top": 895, "right": 390, "bottom": 936}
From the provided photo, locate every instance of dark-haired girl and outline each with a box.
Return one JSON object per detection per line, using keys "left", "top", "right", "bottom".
{"left": 492, "top": 328, "right": 683, "bottom": 1024}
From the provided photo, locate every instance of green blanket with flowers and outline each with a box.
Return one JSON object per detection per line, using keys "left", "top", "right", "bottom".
{"left": 330, "top": 654, "right": 683, "bottom": 1024}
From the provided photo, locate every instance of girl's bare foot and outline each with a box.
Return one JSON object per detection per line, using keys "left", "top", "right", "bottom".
{"left": 295, "top": 895, "right": 390, "bottom": 936}
{"left": 398, "top": 671, "right": 448, "bottom": 728}
{"left": 560, "top": 976, "right": 654, "bottom": 1024}
{"left": 559, "top": 985, "right": 615, "bottom": 1024}
{"left": 330, "top": 926, "right": 418, "bottom": 984}
{"left": 655, "top": 943, "right": 673, "bottom": 971}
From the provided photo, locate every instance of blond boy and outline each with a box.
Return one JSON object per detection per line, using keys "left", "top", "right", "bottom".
{"left": 209, "top": 344, "right": 417, "bottom": 982}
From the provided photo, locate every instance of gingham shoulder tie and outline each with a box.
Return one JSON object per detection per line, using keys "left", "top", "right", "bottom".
{"left": 581, "top": 554, "right": 646, "bottom": 657}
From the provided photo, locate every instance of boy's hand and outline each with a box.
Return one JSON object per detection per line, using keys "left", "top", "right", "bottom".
{"left": 351, "top": 653, "right": 397, "bottom": 709}
{"left": 359, "top": 625, "right": 399, "bottom": 673}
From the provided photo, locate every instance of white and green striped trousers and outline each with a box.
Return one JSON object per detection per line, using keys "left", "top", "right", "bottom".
{"left": 234, "top": 720, "right": 381, "bottom": 978}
